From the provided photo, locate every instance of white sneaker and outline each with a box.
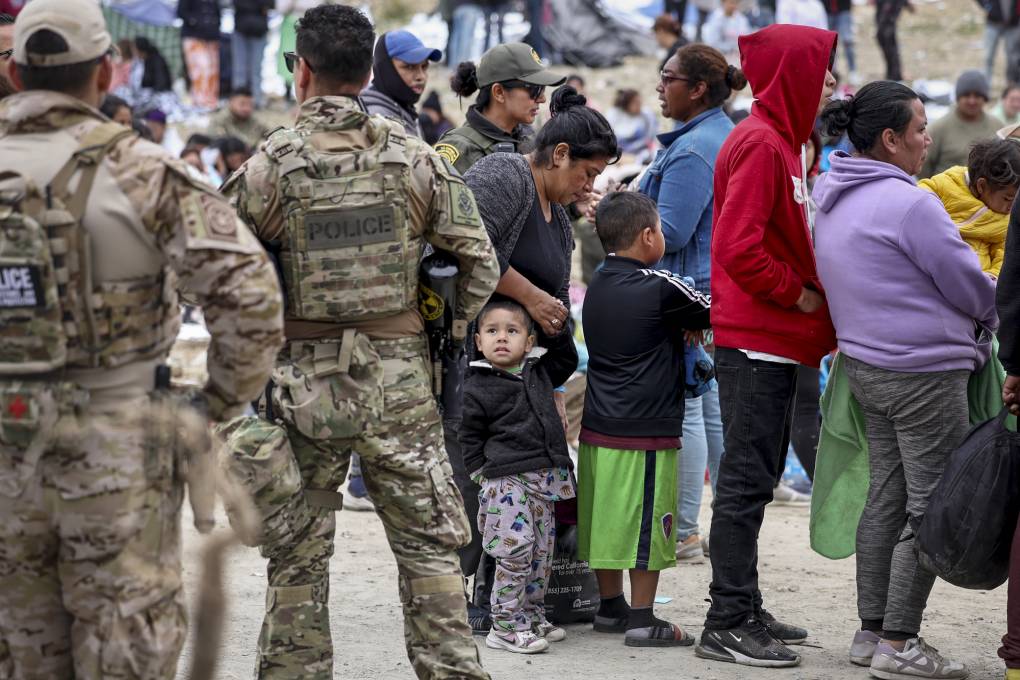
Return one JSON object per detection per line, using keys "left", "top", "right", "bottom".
{"left": 870, "top": 638, "right": 968, "bottom": 679}
{"left": 485, "top": 629, "right": 550, "bottom": 654}
{"left": 773, "top": 482, "right": 811, "bottom": 506}
{"left": 534, "top": 620, "right": 567, "bottom": 642}
{"left": 850, "top": 629, "right": 881, "bottom": 666}
{"left": 676, "top": 535, "right": 705, "bottom": 563}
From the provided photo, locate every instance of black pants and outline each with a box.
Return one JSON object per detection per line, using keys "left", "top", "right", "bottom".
{"left": 705, "top": 348, "right": 797, "bottom": 630}
{"left": 875, "top": 0, "right": 905, "bottom": 81}
{"left": 791, "top": 365, "right": 820, "bottom": 480}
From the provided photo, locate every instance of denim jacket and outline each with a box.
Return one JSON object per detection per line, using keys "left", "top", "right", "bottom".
{"left": 638, "top": 107, "right": 733, "bottom": 292}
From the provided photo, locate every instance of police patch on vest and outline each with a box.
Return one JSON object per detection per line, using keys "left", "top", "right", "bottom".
{"left": 304, "top": 206, "right": 397, "bottom": 251}
{"left": 435, "top": 143, "right": 460, "bottom": 165}
{"left": 450, "top": 182, "right": 482, "bottom": 227}
{"left": 0, "top": 264, "right": 44, "bottom": 308}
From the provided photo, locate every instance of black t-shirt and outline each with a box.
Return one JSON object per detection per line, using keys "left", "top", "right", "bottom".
{"left": 493, "top": 193, "right": 566, "bottom": 302}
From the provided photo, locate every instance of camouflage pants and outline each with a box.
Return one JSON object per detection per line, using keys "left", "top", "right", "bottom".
{"left": 221, "top": 335, "right": 488, "bottom": 680}
{"left": 0, "top": 383, "right": 186, "bottom": 680}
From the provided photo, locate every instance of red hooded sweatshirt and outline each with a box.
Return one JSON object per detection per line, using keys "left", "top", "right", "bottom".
{"left": 710, "top": 24, "right": 838, "bottom": 366}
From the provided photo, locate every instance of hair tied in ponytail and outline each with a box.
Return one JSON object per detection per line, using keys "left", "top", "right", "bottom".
{"left": 725, "top": 65, "right": 737, "bottom": 88}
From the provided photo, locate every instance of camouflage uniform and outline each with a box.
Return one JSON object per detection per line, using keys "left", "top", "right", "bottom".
{"left": 223, "top": 95, "right": 499, "bottom": 680}
{"left": 0, "top": 91, "right": 284, "bottom": 679}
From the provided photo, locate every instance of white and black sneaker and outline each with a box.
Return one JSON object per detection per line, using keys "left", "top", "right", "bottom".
{"left": 695, "top": 618, "right": 802, "bottom": 668}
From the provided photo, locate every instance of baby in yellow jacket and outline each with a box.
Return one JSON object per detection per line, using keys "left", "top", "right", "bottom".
{"left": 920, "top": 138, "right": 1020, "bottom": 276}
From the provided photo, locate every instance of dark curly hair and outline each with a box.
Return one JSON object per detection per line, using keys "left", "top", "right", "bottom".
{"left": 295, "top": 4, "right": 374, "bottom": 86}
{"left": 968, "top": 138, "right": 1020, "bottom": 192}
{"left": 533, "top": 85, "right": 620, "bottom": 166}
{"left": 821, "top": 80, "right": 918, "bottom": 153}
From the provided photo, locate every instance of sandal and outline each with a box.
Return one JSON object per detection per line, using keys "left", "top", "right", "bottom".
{"left": 624, "top": 623, "right": 695, "bottom": 648}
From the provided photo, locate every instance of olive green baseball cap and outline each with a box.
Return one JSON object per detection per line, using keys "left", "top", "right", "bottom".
{"left": 14, "top": 0, "right": 112, "bottom": 67}
{"left": 476, "top": 42, "right": 566, "bottom": 88}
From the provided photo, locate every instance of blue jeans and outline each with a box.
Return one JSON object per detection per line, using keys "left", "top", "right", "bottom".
{"left": 677, "top": 385, "right": 724, "bottom": 541}
{"left": 827, "top": 11, "right": 856, "bottom": 74}
{"left": 447, "top": 5, "right": 486, "bottom": 66}
{"left": 230, "top": 32, "right": 267, "bottom": 106}
{"left": 986, "top": 22, "right": 1020, "bottom": 83}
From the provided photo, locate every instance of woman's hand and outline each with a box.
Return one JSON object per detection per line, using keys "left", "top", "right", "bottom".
{"left": 526, "top": 290, "right": 569, "bottom": 337}
{"left": 554, "top": 390, "right": 569, "bottom": 434}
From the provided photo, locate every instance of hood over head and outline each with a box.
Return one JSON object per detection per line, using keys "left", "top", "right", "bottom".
{"left": 371, "top": 32, "right": 420, "bottom": 108}
{"left": 738, "top": 24, "right": 837, "bottom": 148}
{"left": 813, "top": 150, "right": 916, "bottom": 212}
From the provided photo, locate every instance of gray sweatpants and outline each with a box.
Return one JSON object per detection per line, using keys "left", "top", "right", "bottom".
{"left": 843, "top": 356, "right": 970, "bottom": 635}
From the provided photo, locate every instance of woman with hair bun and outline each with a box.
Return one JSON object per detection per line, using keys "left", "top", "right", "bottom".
{"left": 814, "top": 80, "right": 996, "bottom": 680}
{"left": 638, "top": 43, "right": 746, "bottom": 567}
{"left": 436, "top": 42, "right": 565, "bottom": 174}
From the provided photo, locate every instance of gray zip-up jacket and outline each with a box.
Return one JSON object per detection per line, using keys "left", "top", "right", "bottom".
{"left": 360, "top": 84, "right": 421, "bottom": 138}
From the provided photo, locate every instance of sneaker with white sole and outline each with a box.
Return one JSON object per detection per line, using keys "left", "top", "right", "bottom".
{"left": 869, "top": 638, "right": 968, "bottom": 679}
{"left": 695, "top": 617, "right": 801, "bottom": 667}
{"left": 485, "top": 629, "right": 549, "bottom": 654}
{"left": 677, "top": 535, "right": 705, "bottom": 563}
{"left": 534, "top": 620, "right": 567, "bottom": 642}
{"left": 773, "top": 482, "right": 811, "bottom": 506}
{"left": 850, "top": 630, "right": 881, "bottom": 666}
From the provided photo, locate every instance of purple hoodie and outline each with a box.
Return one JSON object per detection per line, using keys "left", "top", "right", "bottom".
{"left": 813, "top": 151, "right": 998, "bottom": 372}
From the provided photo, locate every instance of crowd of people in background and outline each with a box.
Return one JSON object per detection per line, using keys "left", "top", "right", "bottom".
{"left": 8, "top": 1, "right": 1020, "bottom": 679}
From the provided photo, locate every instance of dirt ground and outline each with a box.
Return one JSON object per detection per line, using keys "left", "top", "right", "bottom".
{"left": 167, "top": 4, "right": 1009, "bottom": 679}
{"left": 175, "top": 493, "right": 1008, "bottom": 680}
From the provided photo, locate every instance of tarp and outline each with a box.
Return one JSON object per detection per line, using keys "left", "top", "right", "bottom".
{"left": 544, "top": 0, "right": 659, "bottom": 67}
{"left": 103, "top": 3, "right": 185, "bottom": 80}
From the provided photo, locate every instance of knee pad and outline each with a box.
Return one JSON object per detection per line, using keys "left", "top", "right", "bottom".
{"left": 217, "top": 416, "right": 311, "bottom": 549}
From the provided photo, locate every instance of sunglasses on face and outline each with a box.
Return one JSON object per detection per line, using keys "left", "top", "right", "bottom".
{"left": 503, "top": 81, "right": 545, "bottom": 101}
{"left": 283, "top": 51, "right": 314, "bottom": 74}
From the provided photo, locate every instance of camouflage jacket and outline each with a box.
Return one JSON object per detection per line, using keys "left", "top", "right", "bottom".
{"left": 224, "top": 95, "right": 500, "bottom": 337}
{"left": 208, "top": 109, "right": 272, "bottom": 150}
{"left": 0, "top": 91, "right": 284, "bottom": 420}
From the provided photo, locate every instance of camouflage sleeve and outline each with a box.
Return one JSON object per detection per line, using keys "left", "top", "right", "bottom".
{"left": 414, "top": 144, "right": 500, "bottom": 325}
{"left": 120, "top": 145, "right": 284, "bottom": 420}
{"left": 221, "top": 151, "right": 285, "bottom": 242}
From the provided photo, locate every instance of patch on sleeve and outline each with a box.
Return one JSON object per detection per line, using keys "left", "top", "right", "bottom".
{"left": 435, "top": 143, "right": 460, "bottom": 165}
{"left": 449, "top": 181, "right": 482, "bottom": 227}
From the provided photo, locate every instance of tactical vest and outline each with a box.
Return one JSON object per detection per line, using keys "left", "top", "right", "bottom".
{"left": 264, "top": 119, "right": 417, "bottom": 323}
{"left": 0, "top": 123, "right": 179, "bottom": 375}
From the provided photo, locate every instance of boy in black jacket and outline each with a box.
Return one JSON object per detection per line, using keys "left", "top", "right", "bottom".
{"left": 460, "top": 300, "right": 577, "bottom": 655}
{"left": 579, "top": 192, "right": 711, "bottom": 648}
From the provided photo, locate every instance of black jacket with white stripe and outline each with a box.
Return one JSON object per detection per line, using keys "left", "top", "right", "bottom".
{"left": 582, "top": 255, "right": 712, "bottom": 439}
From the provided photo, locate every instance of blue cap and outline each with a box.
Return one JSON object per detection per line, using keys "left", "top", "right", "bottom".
{"left": 384, "top": 30, "right": 442, "bottom": 64}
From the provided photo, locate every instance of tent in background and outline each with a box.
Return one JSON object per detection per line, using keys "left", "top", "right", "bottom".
{"left": 544, "top": 0, "right": 660, "bottom": 67}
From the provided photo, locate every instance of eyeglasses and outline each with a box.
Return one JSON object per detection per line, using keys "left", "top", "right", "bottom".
{"left": 504, "top": 81, "right": 546, "bottom": 101}
{"left": 283, "top": 51, "right": 314, "bottom": 74}
{"left": 659, "top": 71, "right": 692, "bottom": 86}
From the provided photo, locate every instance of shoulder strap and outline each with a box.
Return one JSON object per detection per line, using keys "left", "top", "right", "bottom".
{"left": 455, "top": 124, "right": 496, "bottom": 154}
{"left": 377, "top": 123, "right": 410, "bottom": 167}
{"left": 264, "top": 127, "right": 308, "bottom": 177}
{"left": 48, "top": 122, "right": 135, "bottom": 219}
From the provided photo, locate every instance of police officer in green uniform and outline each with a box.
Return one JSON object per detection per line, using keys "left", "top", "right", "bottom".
{"left": 436, "top": 42, "right": 565, "bottom": 174}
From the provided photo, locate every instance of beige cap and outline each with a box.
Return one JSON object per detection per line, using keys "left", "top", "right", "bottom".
{"left": 14, "top": 0, "right": 112, "bottom": 67}
{"left": 999, "top": 122, "right": 1020, "bottom": 141}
